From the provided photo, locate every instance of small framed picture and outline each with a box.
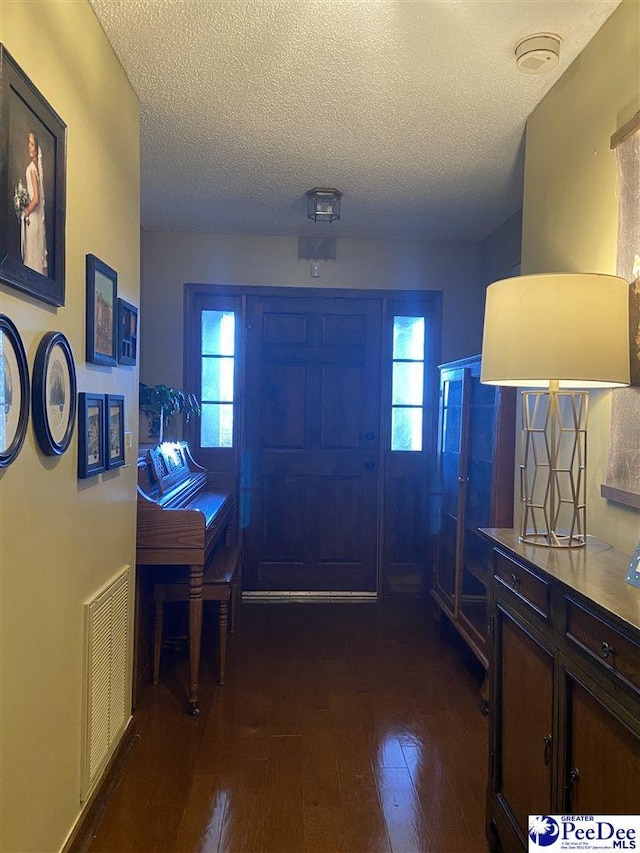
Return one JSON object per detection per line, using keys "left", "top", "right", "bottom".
{"left": 78, "top": 392, "right": 105, "bottom": 478}
{"left": 86, "top": 254, "right": 117, "bottom": 366}
{"left": 105, "top": 393, "right": 125, "bottom": 469}
{"left": 117, "top": 298, "right": 138, "bottom": 366}
{"left": 0, "top": 314, "right": 30, "bottom": 467}
{"left": 0, "top": 47, "right": 67, "bottom": 307}
{"left": 625, "top": 541, "right": 640, "bottom": 589}
{"left": 32, "top": 331, "right": 76, "bottom": 456}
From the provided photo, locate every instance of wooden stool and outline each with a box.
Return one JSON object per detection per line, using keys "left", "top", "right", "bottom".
{"left": 152, "top": 542, "right": 242, "bottom": 687}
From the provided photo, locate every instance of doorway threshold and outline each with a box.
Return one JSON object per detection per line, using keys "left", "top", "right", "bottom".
{"left": 242, "top": 591, "right": 378, "bottom": 603}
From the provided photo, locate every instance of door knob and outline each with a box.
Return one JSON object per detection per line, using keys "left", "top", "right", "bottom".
{"left": 365, "top": 460, "right": 375, "bottom": 470}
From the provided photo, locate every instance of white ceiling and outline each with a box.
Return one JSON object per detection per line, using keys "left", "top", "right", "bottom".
{"left": 90, "top": 0, "right": 622, "bottom": 242}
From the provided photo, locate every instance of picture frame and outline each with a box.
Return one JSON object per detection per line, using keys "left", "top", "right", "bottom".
{"left": 32, "top": 331, "right": 76, "bottom": 456}
{"left": 78, "top": 392, "right": 105, "bottom": 478}
{"left": 0, "top": 46, "right": 67, "bottom": 307}
{"left": 117, "top": 298, "right": 138, "bottom": 366}
{"left": 625, "top": 540, "right": 640, "bottom": 590}
{"left": 105, "top": 393, "right": 125, "bottom": 469}
{"left": 0, "top": 314, "right": 30, "bottom": 467}
{"left": 86, "top": 254, "right": 117, "bottom": 366}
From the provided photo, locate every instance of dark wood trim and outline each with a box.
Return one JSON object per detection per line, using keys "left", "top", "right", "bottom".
{"left": 185, "top": 282, "right": 444, "bottom": 304}
{"left": 610, "top": 110, "right": 640, "bottom": 149}
{"left": 600, "top": 483, "right": 640, "bottom": 509}
{"left": 63, "top": 719, "right": 138, "bottom": 853}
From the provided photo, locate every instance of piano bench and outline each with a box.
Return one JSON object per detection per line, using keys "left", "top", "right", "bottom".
{"left": 152, "top": 542, "right": 242, "bottom": 688}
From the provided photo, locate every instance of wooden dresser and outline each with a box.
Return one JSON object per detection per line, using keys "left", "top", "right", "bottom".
{"left": 480, "top": 529, "right": 640, "bottom": 852}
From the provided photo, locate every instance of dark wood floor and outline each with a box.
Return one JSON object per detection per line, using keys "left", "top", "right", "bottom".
{"left": 89, "top": 600, "right": 489, "bottom": 853}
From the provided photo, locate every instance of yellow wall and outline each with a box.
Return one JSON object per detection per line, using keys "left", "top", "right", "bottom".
{"left": 522, "top": 0, "right": 640, "bottom": 552}
{"left": 0, "top": 2, "right": 140, "bottom": 850}
{"left": 140, "top": 230, "right": 487, "bottom": 386}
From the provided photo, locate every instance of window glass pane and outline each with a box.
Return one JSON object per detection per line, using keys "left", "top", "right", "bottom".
{"left": 391, "top": 407, "right": 423, "bottom": 451}
{"left": 393, "top": 316, "right": 425, "bottom": 361}
{"left": 201, "top": 403, "right": 233, "bottom": 448}
{"left": 202, "top": 356, "right": 234, "bottom": 402}
{"left": 202, "top": 310, "right": 235, "bottom": 356}
{"left": 392, "top": 362, "right": 424, "bottom": 405}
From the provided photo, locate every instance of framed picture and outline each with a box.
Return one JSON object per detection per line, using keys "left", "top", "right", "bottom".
{"left": 0, "top": 46, "right": 67, "bottom": 307}
{"left": 78, "top": 392, "right": 105, "bottom": 478}
{"left": 0, "top": 314, "right": 30, "bottom": 467}
{"left": 625, "top": 540, "right": 640, "bottom": 589}
{"left": 117, "top": 299, "right": 138, "bottom": 366}
{"left": 86, "top": 254, "right": 117, "bottom": 366}
{"left": 32, "top": 331, "right": 76, "bottom": 456}
{"left": 105, "top": 394, "right": 125, "bottom": 469}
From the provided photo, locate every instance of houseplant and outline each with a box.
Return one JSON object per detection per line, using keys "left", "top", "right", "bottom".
{"left": 139, "top": 382, "right": 200, "bottom": 444}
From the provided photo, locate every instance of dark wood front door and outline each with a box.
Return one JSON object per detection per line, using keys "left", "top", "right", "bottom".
{"left": 243, "top": 294, "right": 382, "bottom": 592}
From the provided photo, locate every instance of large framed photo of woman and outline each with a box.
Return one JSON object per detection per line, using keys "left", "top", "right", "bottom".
{"left": 0, "top": 46, "right": 67, "bottom": 307}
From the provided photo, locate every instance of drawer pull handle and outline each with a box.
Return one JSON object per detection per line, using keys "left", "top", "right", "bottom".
{"left": 601, "top": 641, "right": 615, "bottom": 659}
{"left": 510, "top": 573, "right": 520, "bottom": 587}
{"left": 543, "top": 734, "right": 552, "bottom": 767}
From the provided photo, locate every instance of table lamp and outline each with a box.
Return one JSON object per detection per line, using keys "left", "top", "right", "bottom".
{"left": 481, "top": 273, "right": 630, "bottom": 547}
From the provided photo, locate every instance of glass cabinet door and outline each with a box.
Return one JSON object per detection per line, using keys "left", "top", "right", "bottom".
{"left": 433, "top": 355, "right": 515, "bottom": 676}
{"left": 458, "top": 371, "right": 496, "bottom": 649}
{"left": 434, "top": 368, "right": 465, "bottom": 611}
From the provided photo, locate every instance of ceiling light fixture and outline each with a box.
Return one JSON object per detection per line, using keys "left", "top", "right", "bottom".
{"left": 515, "top": 33, "right": 561, "bottom": 74}
{"left": 306, "top": 188, "right": 342, "bottom": 223}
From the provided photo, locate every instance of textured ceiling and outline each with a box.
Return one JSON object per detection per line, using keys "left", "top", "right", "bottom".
{"left": 90, "top": 0, "right": 622, "bottom": 242}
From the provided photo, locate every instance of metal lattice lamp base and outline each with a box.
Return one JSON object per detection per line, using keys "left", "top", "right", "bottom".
{"left": 520, "top": 387, "right": 588, "bottom": 548}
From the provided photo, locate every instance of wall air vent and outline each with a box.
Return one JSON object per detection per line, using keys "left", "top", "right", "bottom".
{"left": 81, "top": 566, "right": 132, "bottom": 801}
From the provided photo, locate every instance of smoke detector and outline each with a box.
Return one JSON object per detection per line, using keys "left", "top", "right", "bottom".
{"left": 515, "top": 33, "right": 562, "bottom": 74}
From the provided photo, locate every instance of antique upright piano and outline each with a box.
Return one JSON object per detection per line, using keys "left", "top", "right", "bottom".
{"left": 136, "top": 441, "right": 235, "bottom": 715}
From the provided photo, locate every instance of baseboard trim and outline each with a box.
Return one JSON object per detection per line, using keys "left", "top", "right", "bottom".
{"left": 62, "top": 717, "right": 138, "bottom": 853}
{"left": 242, "top": 590, "right": 378, "bottom": 603}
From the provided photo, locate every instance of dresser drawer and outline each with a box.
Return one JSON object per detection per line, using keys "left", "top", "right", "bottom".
{"left": 565, "top": 597, "right": 640, "bottom": 695}
{"left": 494, "top": 551, "right": 550, "bottom": 618}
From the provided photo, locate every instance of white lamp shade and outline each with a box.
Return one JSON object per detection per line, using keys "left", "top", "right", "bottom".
{"left": 481, "top": 273, "right": 630, "bottom": 388}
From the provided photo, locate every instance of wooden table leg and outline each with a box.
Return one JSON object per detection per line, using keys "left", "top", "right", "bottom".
{"left": 188, "top": 564, "right": 204, "bottom": 716}
{"left": 218, "top": 599, "right": 228, "bottom": 686}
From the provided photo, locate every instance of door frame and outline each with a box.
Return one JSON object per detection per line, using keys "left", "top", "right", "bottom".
{"left": 184, "top": 283, "right": 443, "bottom": 597}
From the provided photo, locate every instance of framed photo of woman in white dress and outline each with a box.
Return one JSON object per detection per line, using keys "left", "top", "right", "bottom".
{"left": 0, "top": 46, "right": 67, "bottom": 307}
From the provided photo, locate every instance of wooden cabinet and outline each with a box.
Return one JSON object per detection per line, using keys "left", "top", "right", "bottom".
{"left": 433, "top": 357, "right": 516, "bottom": 669}
{"left": 483, "top": 529, "right": 640, "bottom": 851}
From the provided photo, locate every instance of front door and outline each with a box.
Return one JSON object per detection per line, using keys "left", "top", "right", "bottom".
{"left": 243, "top": 294, "right": 382, "bottom": 592}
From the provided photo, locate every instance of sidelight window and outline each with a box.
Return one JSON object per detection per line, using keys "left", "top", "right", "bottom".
{"left": 201, "top": 310, "right": 235, "bottom": 448}
{"left": 391, "top": 315, "right": 425, "bottom": 451}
